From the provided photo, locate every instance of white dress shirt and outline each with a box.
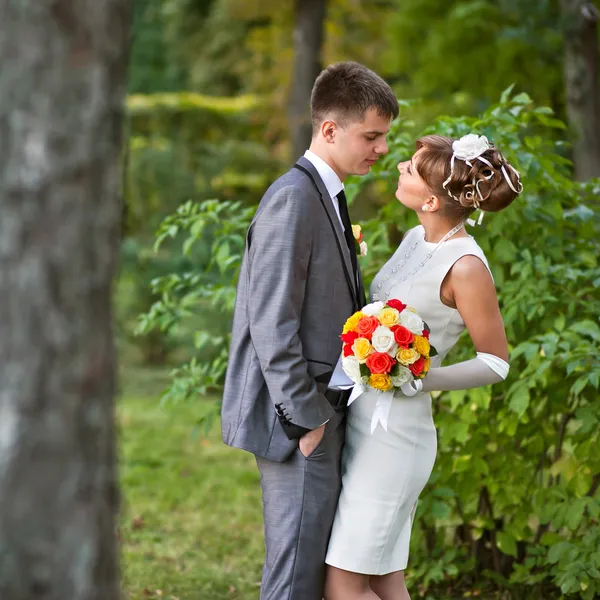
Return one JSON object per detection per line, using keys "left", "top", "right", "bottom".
{"left": 303, "top": 150, "right": 355, "bottom": 391}
{"left": 303, "top": 150, "right": 345, "bottom": 231}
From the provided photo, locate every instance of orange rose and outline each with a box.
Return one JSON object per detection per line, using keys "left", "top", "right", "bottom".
{"left": 342, "top": 311, "right": 365, "bottom": 334}
{"left": 391, "top": 325, "right": 414, "bottom": 348}
{"left": 366, "top": 352, "right": 396, "bottom": 374}
{"left": 356, "top": 316, "right": 380, "bottom": 339}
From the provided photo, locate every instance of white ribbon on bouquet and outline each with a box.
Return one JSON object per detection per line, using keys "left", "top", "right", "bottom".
{"left": 347, "top": 385, "right": 396, "bottom": 434}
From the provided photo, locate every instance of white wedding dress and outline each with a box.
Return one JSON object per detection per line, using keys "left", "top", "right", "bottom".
{"left": 325, "top": 225, "right": 492, "bottom": 575}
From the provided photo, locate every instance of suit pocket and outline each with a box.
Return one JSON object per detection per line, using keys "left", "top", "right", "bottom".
{"left": 299, "top": 421, "right": 328, "bottom": 459}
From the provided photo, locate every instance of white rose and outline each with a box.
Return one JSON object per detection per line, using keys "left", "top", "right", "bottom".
{"left": 361, "top": 301, "right": 384, "bottom": 317}
{"left": 398, "top": 309, "right": 424, "bottom": 335}
{"left": 391, "top": 365, "right": 413, "bottom": 387}
{"left": 342, "top": 356, "right": 362, "bottom": 384}
{"left": 371, "top": 326, "right": 397, "bottom": 354}
{"left": 452, "top": 134, "right": 490, "bottom": 161}
{"left": 359, "top": 241, "right": 368, "bottom": 257}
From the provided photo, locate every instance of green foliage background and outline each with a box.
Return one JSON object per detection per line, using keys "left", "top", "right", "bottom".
{"left": 122, "top": 1, "right": 600, "bottom": 598}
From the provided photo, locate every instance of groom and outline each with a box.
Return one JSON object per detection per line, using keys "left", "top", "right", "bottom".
{"left": 221, "top": 61, "right": 398, "bottom": 600}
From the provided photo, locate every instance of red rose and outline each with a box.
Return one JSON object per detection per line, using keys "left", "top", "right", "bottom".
{"left": 343, "top": 343, "right": 354, "bottom": 357}
{"left": 391, "top": 325, "right": 415, "bottom": 348}
{"left": 422, "top": 329, "right": 430, "bottom": 340}
{"left": 356, "top": 316, "right": 380, "bottom": 339}
{"left": 410, "top": 357, "right": 425, "bottom": 376}
{"left": 386, "top": 299, "right": 407, "bottom": 312}
{"left": 341, "top": 331, "right": 359, "bottom": 345}
{"left": 366, "top": 352, "right": 396, "bottom": 374}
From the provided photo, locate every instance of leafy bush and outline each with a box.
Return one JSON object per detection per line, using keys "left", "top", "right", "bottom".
{"left": 136, "top": 199, "right": 253, "bottom": 410}
{"left": 139, "top": 89, "right": 600, "bottom": 598}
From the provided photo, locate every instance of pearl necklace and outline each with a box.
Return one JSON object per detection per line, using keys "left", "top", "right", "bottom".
{"left": 372, "top": 221, "right": 466, "bottom": 301}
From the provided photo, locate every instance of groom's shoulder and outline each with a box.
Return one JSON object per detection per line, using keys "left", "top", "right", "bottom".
{"left": 257, "top": 166, "right": 319, "bottom": 211}
{"left": 266, "top": 166, "right": 315, "bottom": 196}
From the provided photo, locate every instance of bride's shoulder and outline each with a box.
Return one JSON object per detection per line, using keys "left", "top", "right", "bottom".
{"left": 398, "top": 225, "right": 424, "bottom": 247}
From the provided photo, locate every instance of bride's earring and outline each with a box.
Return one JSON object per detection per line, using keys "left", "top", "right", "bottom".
{"left": 421, "top": 205, "right": 428, "bottom": 212}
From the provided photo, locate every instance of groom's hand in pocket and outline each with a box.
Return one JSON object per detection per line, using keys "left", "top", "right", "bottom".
{"left": 299, "top": 423, "right": 326, "bottom": 458}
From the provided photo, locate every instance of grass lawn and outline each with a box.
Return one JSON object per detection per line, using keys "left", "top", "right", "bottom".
{"left": 117, "top": 368, "right": 496, "bottom": 600}
{"left": 119, "top": 368, "right": 264, "bottom": 600}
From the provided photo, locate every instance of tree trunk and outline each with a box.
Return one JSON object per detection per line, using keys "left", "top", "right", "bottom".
{"left": 288, "top": 0, "right": 327, "bottom": 161}
{"left": 0, "top": 1, "right": 131, "bottom": 598}
{"left": 561, "top": 0, "right": 600, "bottom": 179}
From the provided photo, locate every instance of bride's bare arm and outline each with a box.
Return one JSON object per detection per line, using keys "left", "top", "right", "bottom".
{"left": 445, "top": 255, "right": 509, "bottom": 361}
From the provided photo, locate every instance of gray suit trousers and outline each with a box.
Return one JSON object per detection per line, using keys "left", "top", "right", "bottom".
{"left": 255, "top": 405, "right": 346, "bottom": 600}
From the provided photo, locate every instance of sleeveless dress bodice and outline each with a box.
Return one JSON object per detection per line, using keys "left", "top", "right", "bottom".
{"left": 370, "top": 225, "right": 492, "bottom": 367}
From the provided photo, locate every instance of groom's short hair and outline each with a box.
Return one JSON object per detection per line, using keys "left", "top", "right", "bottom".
{"left": 310, "top": 62, "right": 398, "bottom": 135}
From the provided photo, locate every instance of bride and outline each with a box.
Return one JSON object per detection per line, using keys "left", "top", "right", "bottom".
{"left": 324, "top": 134, "right": 523, "bottom": 600}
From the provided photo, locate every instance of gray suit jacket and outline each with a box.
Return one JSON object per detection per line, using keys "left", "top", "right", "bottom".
{"left": 221, "top": 156, "right": 365, "bottom": 462}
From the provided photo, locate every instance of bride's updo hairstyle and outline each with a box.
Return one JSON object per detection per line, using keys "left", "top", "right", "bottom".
{"left": 414, "top": 134, "right": 522, "bottom": 221}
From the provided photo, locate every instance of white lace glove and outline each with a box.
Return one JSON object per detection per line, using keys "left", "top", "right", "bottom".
{"left": 400, "top": 352, "right": 509, "bottom": 396}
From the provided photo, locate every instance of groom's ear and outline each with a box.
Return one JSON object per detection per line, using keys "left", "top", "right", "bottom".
{"left": 321, "top": 119, "right": 337, "bottom": 143}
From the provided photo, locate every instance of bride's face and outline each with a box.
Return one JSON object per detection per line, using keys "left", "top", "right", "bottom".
{"left": 395, "top": 150, "right": 431, "bottom": 209}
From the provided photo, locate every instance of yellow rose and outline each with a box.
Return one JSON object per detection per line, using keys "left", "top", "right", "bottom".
{"left": 352, "top": 337, "right": 373, "bottom": 363}
{"left": 351, "top": 224, "right": 362, "bottom": 240}
{"left": 418, "top": 358, "right": 431, "bottom": 379}
{"left": 413, "top": 335, "right": 431, "bottom": 358}
{"left": 369, "top": 373, "right": 393, "bottom": 391}
{"left": 342, "top": 311, "right": 365, "bottom": 334}
{"left": 379, "top": 307, "right": 400, "bottom": 327}
{"left": 397, "top": 347, "right": 420, "bottom": 366}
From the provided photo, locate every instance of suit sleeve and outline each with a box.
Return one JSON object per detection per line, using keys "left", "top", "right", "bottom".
{"left": 247, "top": 185, "right": 335, "bottom": 439}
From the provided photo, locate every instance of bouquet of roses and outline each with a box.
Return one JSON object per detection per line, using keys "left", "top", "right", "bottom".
{"left": 341, "top": 299, "right": 437, "bottom": 392}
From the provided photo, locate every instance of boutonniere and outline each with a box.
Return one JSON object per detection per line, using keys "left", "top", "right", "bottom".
{"left": 352, "top": 224, "right": 368, "bottom": 257}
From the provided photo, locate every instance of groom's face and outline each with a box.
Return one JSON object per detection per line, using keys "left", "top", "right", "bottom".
{"left": 333, "top": 107, "right": 391, "bottom": 178}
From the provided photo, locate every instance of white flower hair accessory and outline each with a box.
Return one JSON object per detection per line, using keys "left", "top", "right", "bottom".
{"left": 452, "top": 134, "right": 491, "bottom": 161}
{"left": 442, "top": 133, "right": 524, "bottom": 226}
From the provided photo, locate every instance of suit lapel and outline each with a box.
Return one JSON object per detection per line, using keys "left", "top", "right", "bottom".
{"left": 294, "top": 157, "right": 358, "bottom": 308}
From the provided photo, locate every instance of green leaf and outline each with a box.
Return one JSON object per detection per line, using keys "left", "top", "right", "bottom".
{"left": 452, "top": 455, "right": 472, "bottom": 473}
{"left": 433, "top": 487, "right": 455, "bottom": 499}
{"left": 571, "top": 376, "right": 589, "bottom": 397}
{"left": 571, "top": 320, "right": 600, "bottom": 343}
{"left": 494, "top": 238, "right": 518, "bottom": 263}
{"left": 500, "top": 83, "right": 516, "bottom": 105}
{"left": 550, "top": 455, "right": 578, "bottom": 481}
{"left": 548, "top": 541, "right": 573, "bottom": 564}
{"left": 496, "top": 532, "right": 518, "bottom": 558}
{"left": 430, "top": 500, "right": 451, "bottom": 519}
{"left": 540, "top": 532, "right": 562, "bottom": 546}
{"left": 512, "top": 92, "right": 532, "bottom": 105}
{"left": 565, "top": 499, "right": 587, "bottom": 531}
{"left": 508, "top": 384, "right": 530, "bottom": 416}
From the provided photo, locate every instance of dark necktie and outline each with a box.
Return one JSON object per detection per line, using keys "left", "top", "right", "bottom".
{"left": 336, "top": 190, "right": 358, "bottom": 278}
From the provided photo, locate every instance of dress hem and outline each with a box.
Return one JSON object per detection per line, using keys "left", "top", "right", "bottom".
{"left": 325, "top": 555, "right": 408, "bottom": 576}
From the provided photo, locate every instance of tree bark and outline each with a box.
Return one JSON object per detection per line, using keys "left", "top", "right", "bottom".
{"left": 560, "top": 0, "right": 600, "bottom": 179}
{"left": 0, "top": 1, "right": 131, "bottom": 598}
{"left": 288, "top": 0, "right": 327, "bottom": 161}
